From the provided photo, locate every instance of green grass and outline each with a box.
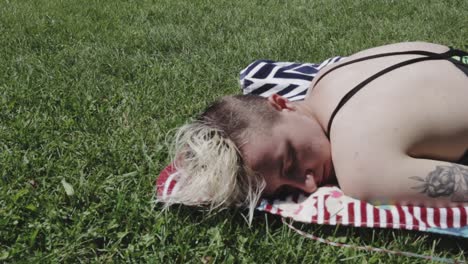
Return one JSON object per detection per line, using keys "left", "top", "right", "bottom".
{"left": 0, "top": 0, "right": 467, "bottom": 262}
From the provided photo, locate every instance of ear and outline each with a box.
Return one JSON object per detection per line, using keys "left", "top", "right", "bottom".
{"left": 267, "top": 94, "right": 296, "bottom": 111}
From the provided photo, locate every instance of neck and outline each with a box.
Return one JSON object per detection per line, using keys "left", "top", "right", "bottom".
{"left": 291, "top": 100, "right": 319, "bottom": 122}
{"left": 291, "top": 100, "right": 330, "bottom": 134}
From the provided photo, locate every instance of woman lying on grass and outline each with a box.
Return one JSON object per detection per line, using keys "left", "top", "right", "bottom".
{"left": 160, "top": 42, "right": 468, "bottom": 222}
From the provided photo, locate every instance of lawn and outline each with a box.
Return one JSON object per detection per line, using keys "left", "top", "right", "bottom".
{"left": 0, "top": 0, "right": 467, "bottom": 262}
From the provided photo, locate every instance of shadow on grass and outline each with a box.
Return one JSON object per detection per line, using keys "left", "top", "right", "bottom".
{"left": 166, "top": 204, "right": 466, "bottom": 258}
{"left": 259, "top": 211, "right": 467, "bottom": 258}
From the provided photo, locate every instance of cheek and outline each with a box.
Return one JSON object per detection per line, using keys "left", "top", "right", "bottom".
{"left": 293, "top": 118, "right": 330, "bottom": 164}
{"left": 295, "top": 145, "right": 318, "bottom": 168}
{"left": 317, "top": 140, "right": 331, "bottom": 163}
{"left": 299, "top": 138, "right": 329, "bottom": 164}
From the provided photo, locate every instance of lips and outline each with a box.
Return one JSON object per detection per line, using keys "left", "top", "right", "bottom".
{"left": 316, "top": 166, "right": 324, "bottom": 186}
{"left": 322, "top": 163, "right": 328, "bottom": 185}
{"left": 325, "top": 159, "right": 332, "bottom": 182}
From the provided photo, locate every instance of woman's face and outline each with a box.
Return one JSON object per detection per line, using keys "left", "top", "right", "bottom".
{"left": 241, "top": 95, "right": 333, "bottom": 197}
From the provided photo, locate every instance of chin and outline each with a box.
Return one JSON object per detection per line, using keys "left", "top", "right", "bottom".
{"left": 304, "top": 187, "right": 318, "bottom": 194}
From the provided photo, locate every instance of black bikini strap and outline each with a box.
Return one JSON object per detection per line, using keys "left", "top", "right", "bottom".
{"left": 313, "top": 50, "right": 441, "bottom": 89}
{"left": 448, "top": 48, "right": 468, "bottom": 57}
{"left": 326, "top": 50, "right": 453, "bottom": 138}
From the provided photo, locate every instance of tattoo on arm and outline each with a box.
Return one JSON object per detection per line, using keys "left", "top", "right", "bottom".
{"left": 409, "top": 164, "right": 468, "bottom": 202}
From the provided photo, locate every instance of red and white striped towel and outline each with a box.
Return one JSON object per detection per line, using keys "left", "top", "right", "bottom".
{"left": 157, "top": 164, "right": 468, "bottom": 237}
{"left": 258, "top": 186, "right": 468, "bottom": 236}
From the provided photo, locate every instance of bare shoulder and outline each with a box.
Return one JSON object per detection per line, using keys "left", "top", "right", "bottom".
{"left": 309, "top": 41, "right": 449, "bottom": 89}
{"left": 309, "top": 41, "right": 468, "bottom": 203}
{"left": 349, "top": 41, "right": 449, "bottom": 58}
{"left": 330, "top": 116, "right": 405, "bottom": 196}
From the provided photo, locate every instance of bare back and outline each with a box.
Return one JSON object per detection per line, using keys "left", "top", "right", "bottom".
{"left": 305, "top": 42, "right": 468, "bottom": 204}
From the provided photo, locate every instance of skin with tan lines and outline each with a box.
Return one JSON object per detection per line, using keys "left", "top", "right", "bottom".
{"left": 243, "top": 42, "right": 468, "bottom": 206}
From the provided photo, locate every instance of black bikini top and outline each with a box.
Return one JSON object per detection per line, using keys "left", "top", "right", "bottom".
{"left": 312, "top": 48, "right": 465, "bottom": 139}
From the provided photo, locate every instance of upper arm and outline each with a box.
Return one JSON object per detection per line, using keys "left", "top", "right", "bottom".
{"left": 341, "top": 155, "right": 468, "bottom": 207}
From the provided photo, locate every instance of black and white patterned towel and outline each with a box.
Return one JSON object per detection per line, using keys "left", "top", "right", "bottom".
{"left": 239, "top": 56, "right": 344, "bottom": 101}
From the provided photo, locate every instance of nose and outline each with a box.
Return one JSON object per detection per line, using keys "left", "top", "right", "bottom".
{"left": 282, "top": 169, "right": 318, "bottom": 193}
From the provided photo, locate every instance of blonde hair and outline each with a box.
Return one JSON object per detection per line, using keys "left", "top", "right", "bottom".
{"left": 157, "top": 95, "right": 278, "bottom": 224}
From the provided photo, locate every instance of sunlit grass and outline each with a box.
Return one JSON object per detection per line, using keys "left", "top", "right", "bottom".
{"left": 0, "top": 0, "right": 467, "bottom": 262}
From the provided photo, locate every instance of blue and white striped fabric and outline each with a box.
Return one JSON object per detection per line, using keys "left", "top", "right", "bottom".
{"left": 239, "top": 56, "right": 345, "bottom": 101}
